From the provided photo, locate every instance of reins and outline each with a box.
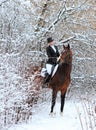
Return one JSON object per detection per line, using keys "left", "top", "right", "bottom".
{"left": 47, "top": 51, "right": 71, "bottom": 65}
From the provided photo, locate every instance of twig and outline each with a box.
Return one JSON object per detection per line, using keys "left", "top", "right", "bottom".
{"left": 0, "top": 0, "right": 9, "bottom": 6}
{"left": 74, "top": 102, "right": 84, "bottom": 130}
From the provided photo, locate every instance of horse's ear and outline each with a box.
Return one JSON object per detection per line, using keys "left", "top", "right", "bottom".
{"left": 68, "top": 44, "right": 70, "bottom": 50}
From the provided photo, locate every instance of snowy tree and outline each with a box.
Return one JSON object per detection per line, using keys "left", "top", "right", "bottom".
{"left": 0, "top": 0, "right": 96, "bottom": 129}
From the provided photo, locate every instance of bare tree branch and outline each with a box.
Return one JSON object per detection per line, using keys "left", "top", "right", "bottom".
{"left": 60, "top": 36, "right": 76, "bottom": 44}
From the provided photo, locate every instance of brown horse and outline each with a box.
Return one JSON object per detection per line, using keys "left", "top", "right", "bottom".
{"left": 48, "top": 44, "right": 72, "bottom": 115}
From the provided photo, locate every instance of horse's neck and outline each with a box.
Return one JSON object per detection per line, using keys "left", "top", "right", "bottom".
{"left": 60, "top": 62, "right": 72, "bottom": 68}
{"left": 59, "top": 62, "right": 72, "bottom": 74}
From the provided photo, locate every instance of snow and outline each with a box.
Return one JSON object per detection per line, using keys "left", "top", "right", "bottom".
{"left": 0, "top": 0, "right": 96, "bottom": 130}
{"left": 0, "top": 53, "right": 95, "bottom": 130}
{"left": 8, "top": 100, "right": 96, "bottom": 130}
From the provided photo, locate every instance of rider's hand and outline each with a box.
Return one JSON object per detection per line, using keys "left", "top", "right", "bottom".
{"left": 57, "top": 56, "right": 61, "bottom": 62}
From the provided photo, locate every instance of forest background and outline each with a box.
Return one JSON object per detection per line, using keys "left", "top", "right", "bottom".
{"left": 0, "top": 0, "right": 96, "bottom": 129}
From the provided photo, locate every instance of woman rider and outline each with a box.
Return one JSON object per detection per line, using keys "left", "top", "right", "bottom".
{"left": 43, "top": 37, "right": 60, "bottom": 84}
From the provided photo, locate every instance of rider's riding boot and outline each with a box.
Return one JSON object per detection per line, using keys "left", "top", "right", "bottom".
{"left": 42, "top": 73, "right": 51, "bottom": 88}
{"left": 44, "top": 73, "right": 51, "bottom": 84}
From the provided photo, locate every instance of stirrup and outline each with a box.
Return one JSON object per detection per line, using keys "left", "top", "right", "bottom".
{"left": 42, "top": 83, "right": 48, "bottom": 88}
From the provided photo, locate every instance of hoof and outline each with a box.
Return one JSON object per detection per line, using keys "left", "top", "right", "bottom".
{"left": 60, "top": 112, "right": 63, "bottom": 116}
{"left": 49, "top": 112, "right": 56, "bottom": 117}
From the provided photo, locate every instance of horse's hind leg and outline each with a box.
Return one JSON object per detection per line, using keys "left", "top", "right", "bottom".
{"left": 50, "top": 90, "right": 57, "bottom": 113}
{"left": 60, "top": 91, "right": 66, "bottom": 113}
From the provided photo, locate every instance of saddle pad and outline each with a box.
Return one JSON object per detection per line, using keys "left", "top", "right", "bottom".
{"left": 41, "top": 68, "right": 47, "bottom": 77}
{"left": 52, "top": 64, "right": 59, "bottom": 77}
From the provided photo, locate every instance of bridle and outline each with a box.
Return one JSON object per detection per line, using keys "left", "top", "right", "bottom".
{"left": 60, "top": 50, "right": 71, "bottom": 64}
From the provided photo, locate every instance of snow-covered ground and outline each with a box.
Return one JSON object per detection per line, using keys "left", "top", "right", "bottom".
{"left": 8, "top": 99, "right": 96, "bottom": 130}
{"left": 0, "top": 54, "right": 95, "bottom": 130}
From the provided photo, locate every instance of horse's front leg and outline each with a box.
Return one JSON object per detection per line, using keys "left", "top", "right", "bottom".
{"left": 50, "top": 90, "right": 57, "bottom": 114}
{"left": 60, "top": 91, "right": 66, "bottom": 115}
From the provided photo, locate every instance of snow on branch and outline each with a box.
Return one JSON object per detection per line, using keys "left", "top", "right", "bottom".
{"left": 74, "top": 33, "right": 95, "bottom": 45}
{"left": 48, "top": 3, "right": 67, "bottom": 30}
{"left": 59, "top": 36, "right": 76, "bottom": 44}
{"left": 28, "top": 50, "right": 47, "bottom": 57}
{"left": 0, "top": 0, "right": 9, "bottom": 6}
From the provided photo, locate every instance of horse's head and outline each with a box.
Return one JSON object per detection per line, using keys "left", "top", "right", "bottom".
{"left": 60, "top": 44, "right": 72, "bottom": 64}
